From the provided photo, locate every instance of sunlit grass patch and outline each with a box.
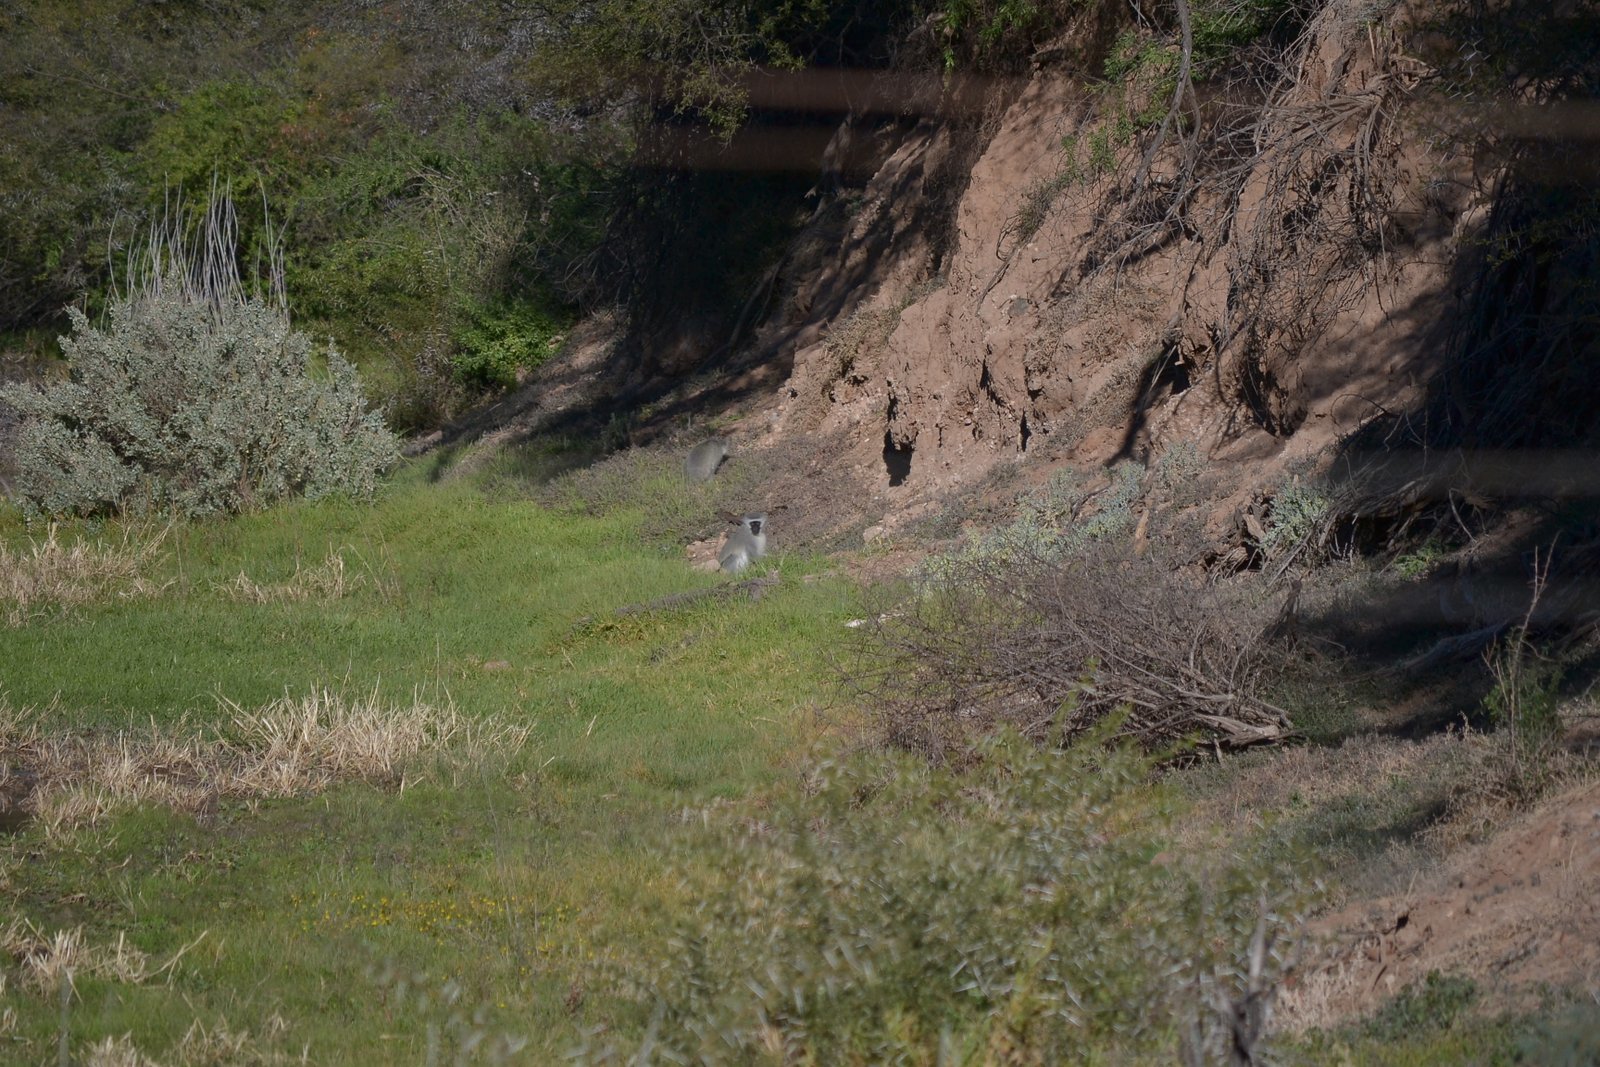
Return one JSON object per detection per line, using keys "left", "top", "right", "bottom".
{"left": 0, "top": 460, "right": 856, "bottom": 1060}
{"left": 0, "top": 689, "right": 533, "bottom": 834}
{"left": 292, "top": 887, "right": 587, "bottom": 959}
{"left": 0, "top": 523, "right": 169, "bottom": 626}
{"left": 0, "top": 472, "right": 856, "bottom": 725}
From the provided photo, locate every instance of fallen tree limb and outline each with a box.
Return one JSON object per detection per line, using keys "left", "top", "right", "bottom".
{"left": 573, "top": 574, "right": 781, "bottom": 630}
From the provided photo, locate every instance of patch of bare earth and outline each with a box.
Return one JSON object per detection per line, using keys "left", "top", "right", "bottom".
{"left": 1280, "top": 775, "right": 1600, "bottom": 1031}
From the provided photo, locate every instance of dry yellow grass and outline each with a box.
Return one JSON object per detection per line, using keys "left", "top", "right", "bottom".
{"left": 82, "top": 1036, "right": 159, "bottom": 1067}
{"left": 0, "top": 690, "right": 534, "bottom": 833}
{"left": 0, "top": 917, "right": 201, "bottom": 994}
{"left": 81, "top": 1015, "right": 295, "bottom": 1067}
{"left": 0, "top": 523, "right": 168, "bottom": 626}
{"left": 213, "top": 546, "right": 397, "bottom": 604}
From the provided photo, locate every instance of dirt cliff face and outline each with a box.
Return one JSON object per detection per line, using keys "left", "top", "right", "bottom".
{"left": 753, "top": 0, "right": 1479, "bottom": 542}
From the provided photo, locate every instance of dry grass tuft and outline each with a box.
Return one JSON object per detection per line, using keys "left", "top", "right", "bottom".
{"left": 821, "top": 303, "right": 903, "bottom": 389}
{"left": 0, "top": 918, "right": 178, "bottom": 993}
{"left": 81, "top": 1015, "right": 294, "bottom": 1067}
{"left": 0, "top": 974, "right": 17, "bottom": 1037}
{"left": 0, "top": 523, "right": 168, "bottom": 626}
{"left": 214, "top": 546, "right": 396, "bottom": 604}
{"left": 224, "top": 688, "right": 532, "bottom": 793}
{"left": 0, "top": 690, "right": 533, "bottom": 833}
{"left": 83, "top": 1035, "right": 158, "bottom": 1067}
{"left": 1428, "top": 717, "right": 1600, "bottom": 850}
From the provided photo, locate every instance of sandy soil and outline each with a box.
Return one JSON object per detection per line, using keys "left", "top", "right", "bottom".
{"left": 1281, "top": 776, "right": 1600, "bottom": 1029}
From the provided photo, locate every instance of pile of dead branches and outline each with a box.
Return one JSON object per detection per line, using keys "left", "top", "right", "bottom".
{"left": 852, "top": 547, "right": 1292, "bottom": 760}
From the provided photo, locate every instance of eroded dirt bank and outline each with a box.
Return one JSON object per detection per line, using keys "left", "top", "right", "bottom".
{"left": 1284, "top": 777, "right": 1600, "bottom": 1028}
{"left": 722, "top": 0, "right": 1475, "bottom": 549}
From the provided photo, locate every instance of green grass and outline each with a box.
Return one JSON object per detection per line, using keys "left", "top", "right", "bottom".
{"left": 0, "top": 460, "right": 858, "bottom": 1062}
{"left": 2, "top": 454, "right": 1591, "bottom": 1064}
{"left": 1280, "top": 973, "right": 1600, "bottom": 1066}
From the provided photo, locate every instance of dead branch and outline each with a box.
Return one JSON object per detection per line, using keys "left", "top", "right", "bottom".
{"left": 612, "top": 573, "right": 780, "bottom": 618}
{"left": 848, "top": 545, "right": 1292, "bottom": 759}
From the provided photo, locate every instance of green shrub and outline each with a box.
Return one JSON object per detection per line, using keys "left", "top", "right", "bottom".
{"left": 1476, "top": 621, "right": 1566, "bottom": 805}
{"left": 1483, "top": 632, "right": 1563, "bottom": 748}
{"left": 1262, "top": 480, "right": 1329, "bottom": 558}
{"left": 281, "top": 116, "right": 590, "bottom": 422}
{"left": 1102, "top": 0, "right": 1299, "bottom": 81}
{"left": 450, "top": 296, "right": 569, "bottom": 391}
{"left": 1191, "top": 0, "right": 1298, "bottom": 70}
{"left": 0, "top": 291, "right": 398, "bottom": 518}
{"left": 583, "top": 724, "right": 1310, "bottom": 1062}
{"left": 139, "top": 80, "right": 300, "bottom": 202}
{"left": 1363, "top": 972, "right": 1479, "bottom": 1042}
{"left": 1393, "top": 537, "right": 1448, "bottom": 579}
{"left": 925, "top": 461, "right": 1144, "bottom": 578}
{"left": 1517, "top": 1002, "right": 1600, "bottom": 1066}
{"left": 1154, "top": 439, "right": 1205, "bottom": 500}
{"left": 937, "top": 0, "right": 1063, "bottom": 70}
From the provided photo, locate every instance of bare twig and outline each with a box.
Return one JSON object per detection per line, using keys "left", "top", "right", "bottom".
{"left": 849, "top": 545, "right": 1290, "bottom": 758}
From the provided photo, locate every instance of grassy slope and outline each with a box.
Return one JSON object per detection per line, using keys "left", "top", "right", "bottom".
{"left": 0, "top": 453, "right": 1584, "bottom": 1064}
{"left": 0, "top": 459, "right": 858, "bottom": 1062}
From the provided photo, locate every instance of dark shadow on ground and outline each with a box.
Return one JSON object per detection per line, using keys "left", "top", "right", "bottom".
{"left": 1295, "top": 130, "right": 1600, "bottom": 739}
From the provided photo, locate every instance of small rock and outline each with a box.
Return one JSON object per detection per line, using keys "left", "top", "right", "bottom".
{"left": 686, "top": 535, "right": 726, "bottom": 572}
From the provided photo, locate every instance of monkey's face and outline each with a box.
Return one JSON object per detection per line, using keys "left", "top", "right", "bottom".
{"left": 747, "top": 518, "right": 763, "bottom": 536}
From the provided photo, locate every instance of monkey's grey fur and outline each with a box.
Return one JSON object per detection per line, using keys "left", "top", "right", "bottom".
{"left": 684, "top": 437, "right": 730, "bottom": 483}
{"left": 718, "top": 513, "right": 768, "bottom": 573}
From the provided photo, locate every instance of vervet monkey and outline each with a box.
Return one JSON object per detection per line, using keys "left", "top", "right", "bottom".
{"left": 717, "top": 512, "right": 768, "bottom": 573}
{"left": 684, "top": 437, "right": 729, "bottom": 483}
